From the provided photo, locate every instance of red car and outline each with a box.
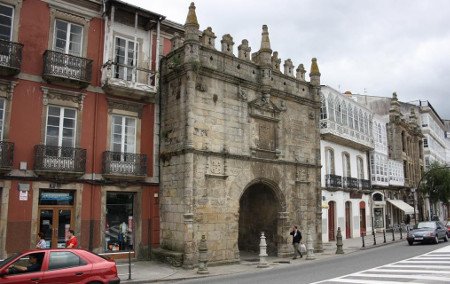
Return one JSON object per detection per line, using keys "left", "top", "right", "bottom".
{"left": 0, "top": 249, "right": 120, "bottom": 284}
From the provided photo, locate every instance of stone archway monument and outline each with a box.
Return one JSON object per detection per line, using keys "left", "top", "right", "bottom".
{"left": 158, "top": 3, "right": 323, "bottom": 268}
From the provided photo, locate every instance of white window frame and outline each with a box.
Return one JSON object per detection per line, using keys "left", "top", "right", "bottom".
{"left": 45, "top": 105, "right": 77, "bottom": 148}
{"left": 111, "top": 115, "right": 136, "bottom": 155}
{"left": 114, "top": 36, "right": 138, "bottom": 82}
{"left": 326, "top": 148, "right": 335, "bottom": 175}
{"left": 53, "top": 19, "right": 83, "bottom": 56}
{"left": 0, "top": 3, "right": 13, "bottom": 41}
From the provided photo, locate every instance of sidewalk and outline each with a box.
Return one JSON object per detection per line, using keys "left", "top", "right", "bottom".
{"left": 117, "top": 232, "right": 406, "bottom": 283}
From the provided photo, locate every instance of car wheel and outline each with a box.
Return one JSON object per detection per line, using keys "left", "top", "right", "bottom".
{"left": 434, "top": 236, "right": 439, "bottom": 244}
{"left": 444, "top": 234, "right": 449, "bottom": 242}
{"left": 408, "top": 240, "right": 413, "bottom": 246}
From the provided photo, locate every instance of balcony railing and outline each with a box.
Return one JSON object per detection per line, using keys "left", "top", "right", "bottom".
{"left": 325, "top": 174, "right": 342, "bottom": 188}
{"left": 0, "top": 141, "right": 14, "bottom": 172}
{"left": 343, "top": 177, "right": 359, "bottom": 189}
{"left": 34, "top": 145, "right": 86, "bottom": 177}
{"left": 359, "top": 179, "right": 371, "bottom": 189}
{"left": 103, "top": 151, "right": 147, "bottom": 178}
{"left": 0, "top": 39, "right": 23, "bottom": 76}
{"left": 101, "top": 60, "right": 156, "bottom": 100}
{"left": 43, "top": 50, "right": 92, "bottom": 88}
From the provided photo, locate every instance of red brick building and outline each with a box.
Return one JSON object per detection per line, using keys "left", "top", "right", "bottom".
{"left": 0, "top": 0, "right": 179, "bottom": 259}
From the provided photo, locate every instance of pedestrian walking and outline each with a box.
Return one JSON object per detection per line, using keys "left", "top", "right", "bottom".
{"left": 66, "top": 229, "right": 79, "bottom": 248}
{"left": 36, "top": 232, "right": 47, "bottom": 249}
{"left": 290, "top": 225, "right": 303, "bottom": 259}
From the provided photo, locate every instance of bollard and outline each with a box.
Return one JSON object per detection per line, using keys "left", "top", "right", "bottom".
{"left": 383, "top": 229, "right": 386, "bottom": 243}
{"left": 372, "top": 230, "right": 376, "bottom": 245}
{"left": 392, "top": 227, "right": 395, "bottom": 241}
{"left": 361, "top": 232, "right": 365, "bottom": 248}
{"left": 197, "top": 235, "right": 209, "bottom": 274}
{"left": 257, "top": 232, "right": 269, "bottom": 268}
{"left": 336, "top": 227, "right": 344, "bottom": 254}
{"left": 306, "top": 229, "right": 316, "bottom": 260}
{"left": 399, "top": 227, "right": 403, "bottom": 239}
{"left": 128, "top": 250, "right": 132, "bottom": 280}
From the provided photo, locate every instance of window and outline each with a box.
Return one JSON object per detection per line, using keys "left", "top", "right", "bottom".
{"left": 423, "top": 138, "right": 428, "bottom": 148}
{"left": 49, "top": 251, "right": 86, "bottom": 270}
{"left": 114, "top": 37, "right": 138, "bottom": 81}
{"left": 354, "top": 107, "right": 359, "bottom": 131}
{"left": 45, "top": 106, "right": 76, "bottom": 148}
{"left": 320, "top": 95, "right": 327, "bottom": 120}
{"left": 111, "top": 115, "right": 136, "bottom": 155}
{"left": 343, "top": 153, "right": 351, "bottom": 177}
{"left": 342, "top": 102, "right": 347, "bottom": 126}
{"left": 0, "top": 4, "right": 13, "bottom": 41}
{"left": 0, "top": 98, "right": 4, "bottom": 140}
{"left": 326, "top": 148, "right": 335, "bottom": 175}
{"left": 328, "top": 96, "right": 334, "bottom": 121}
{"left": 53, "top": 19, "right": 83, "bottom": 56}
{"left": 335, "top": 100, "right": 341, "bottom": 124}
{"left": 348, "top": 107, "right": 353, "bottom": 129}
{"left": 357, "top": 157, "right": 364, "bottom": 179}
{"left": 359, "top": 110, "right": 364, "bottom": 133}
{"left": 105, "top": 192, "right": 135, "bottom": 252}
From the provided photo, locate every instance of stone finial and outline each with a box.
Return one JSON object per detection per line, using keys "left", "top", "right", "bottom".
{"left": 260, "top": 25, "right": 272, "bottom": 52}
{"left": 389, "top": 92, "right": 401, "bottom": 116}
{"left": 221, "top": 34, "right": 235, "bottom": 56}
{"left": 271, "top": 52, "right": 281, "bottom": 72}
{"left": 185, "top": 2, "right": 199, "bottom": 29}
{"left": 296, "top": 64, "right": 306, "bottom": 80}
{"left": 171, "top": 32, "right": 183, "bottom": 50}
{"left": 284, "top": 59, "right": 294, "bottom": 77}
{"left": 238, "top": 39, "right": 251, "bottom": 61}
{"left": 309, "top": 58, "right": 321, "bottom": 86}
{"left": 184, "top": 2, "right": 200, "bottom": 42}
{"left": 202, "top": 27, "right": 216, "bottom": 49}
{"left": 197, "top": 235, "right": 209, "bottom": 274}
{"left": 409, "top": 108, "right": 418, "bottom": 126}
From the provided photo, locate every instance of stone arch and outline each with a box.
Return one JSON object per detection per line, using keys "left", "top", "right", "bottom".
{"left": 238, "top": 178, "right": 285, "bottom": 256}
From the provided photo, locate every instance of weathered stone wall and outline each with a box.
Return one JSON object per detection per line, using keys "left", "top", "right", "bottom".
{"left": 159, "top": 4, "right": 322, "bottom": 267}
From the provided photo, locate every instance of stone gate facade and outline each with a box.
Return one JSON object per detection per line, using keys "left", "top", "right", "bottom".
{"left": 158, "top": 3, "right": 323, "bottom": 267}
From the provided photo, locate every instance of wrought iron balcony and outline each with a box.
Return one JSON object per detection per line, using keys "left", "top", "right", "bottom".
{"left": 34, "top": 145, "right": 86, "bottom": 178}
{"left": 325, "top": 174, "right": 342, "bottom": 188}
{"left": 102, "top": 151, "right": 147, "bottom": 179}
{"left": 359, "top": 179, "right": 371, "bottom": 189}
{"left": 101, "top": 60, "right": 156, "bottom": 101}
{"left": 43, "top": 50, "right": 92, "bottom": 88}
{"left": 343, "top": 176, "right": 359, "bottom": 189}
{"left": 0, "top": 141, "right": 14, "bottom": 173}
{"left": 0, "top": 39, "right": 23, "bottom": 76}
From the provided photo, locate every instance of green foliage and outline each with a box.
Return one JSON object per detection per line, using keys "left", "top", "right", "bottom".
{"left": 419, "top": 162, "right": 450, "bottom": 203}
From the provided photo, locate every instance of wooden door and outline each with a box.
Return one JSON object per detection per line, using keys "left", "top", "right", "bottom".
{"left": 359, "top": 201, "right": 366, "bottom": 236}
{"left": 38, "top": 207, "right": 73, "bottom": 248}
{"left": 345, "top": 201, "right": 351, "bottom": 238}
{"left": 328, "top": 201, "right": 335, "bottom": 241}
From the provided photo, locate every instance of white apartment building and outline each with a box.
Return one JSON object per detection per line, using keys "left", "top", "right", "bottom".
{"left": 319, "top": 86, "right": 373, "bottom": 242}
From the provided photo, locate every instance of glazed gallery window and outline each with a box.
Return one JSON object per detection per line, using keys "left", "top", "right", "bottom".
{"left": 0, "top": 4, "right": 13, "bottom": 41}
{"left": 53, "top": 19, "right": 83, "bottom": 56}
{"left": 0, "top": 98, "right": 4, "bottom": 140}
{"left": 105, "top": 192, "right": 135, "bottom": 252}
{"left": 114, "top": 37, "right": 138, "bottom": 81}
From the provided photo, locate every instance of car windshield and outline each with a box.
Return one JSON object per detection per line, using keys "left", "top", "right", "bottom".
{"left": 416, "top": 222, "right": 436, "bottom": 229}
{"left": 0, "top": 253, "right": 19, "bottom": 268}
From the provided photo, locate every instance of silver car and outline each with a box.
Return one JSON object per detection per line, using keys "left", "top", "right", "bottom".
{"left": 406, "top": 221, "right": 449, "bottom": 245}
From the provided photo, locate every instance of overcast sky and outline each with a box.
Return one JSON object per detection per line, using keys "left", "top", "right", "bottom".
{"left": 123, "top": 0, "right": 450, "bottom": 119}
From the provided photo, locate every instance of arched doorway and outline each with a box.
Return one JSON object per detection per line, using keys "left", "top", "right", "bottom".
{"left": 238, "top": 182, "right": 281, "bottom": 256}
{"left": 345, "top": 201, "right": 352, "bottom": 238}
{"left": 359, "top": 201, "right": 366, "bottom": 236}
{"left": 328, "top": 201, "right": 336, "bottom": 241}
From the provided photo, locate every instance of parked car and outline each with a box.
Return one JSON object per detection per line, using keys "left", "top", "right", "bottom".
{"left": 0, "top": 249, "right": 120, "bottom": 284}
{"left": 406, "top": 221, "right": 448, "bottom": 245}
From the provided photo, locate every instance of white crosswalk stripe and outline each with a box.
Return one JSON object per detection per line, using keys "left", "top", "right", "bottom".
{"left": 312, "top": 245, "right": 450, "bottom": 283}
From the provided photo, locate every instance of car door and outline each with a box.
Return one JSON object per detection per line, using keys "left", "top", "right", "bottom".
{"left": 40, "top": 251, "right": 92, "bottom": 284}
{"left": 437, "top": 222, "right": 446, "bottom": 238}
{"left": 0, "top": 252, "right": 46, "bottom": 284}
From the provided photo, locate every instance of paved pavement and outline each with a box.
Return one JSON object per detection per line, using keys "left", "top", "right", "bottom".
{"left": 117, "top": 231, "right": 406, "bottom": 283}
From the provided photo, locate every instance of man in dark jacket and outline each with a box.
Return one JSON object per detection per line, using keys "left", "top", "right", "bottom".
{"left": 290, "top": 225, "right": 303, "bottom": 259}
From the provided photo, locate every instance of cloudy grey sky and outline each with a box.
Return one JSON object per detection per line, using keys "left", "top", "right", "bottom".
{"left": 123, "top": 0, "right": 450, "bottom": 119}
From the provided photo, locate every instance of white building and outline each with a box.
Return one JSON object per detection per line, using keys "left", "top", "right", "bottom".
{"left": 319, "top": 86, "right": 373, "bottom": 242}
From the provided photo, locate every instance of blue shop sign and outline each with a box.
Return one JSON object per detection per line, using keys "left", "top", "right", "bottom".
{"left": 39, "top": 191, "right": 74, "bottom": 205}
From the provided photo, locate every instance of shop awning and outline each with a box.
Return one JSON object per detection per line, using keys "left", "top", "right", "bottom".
{"left": 387, "top": 199, "right": 414, "bottom": 214}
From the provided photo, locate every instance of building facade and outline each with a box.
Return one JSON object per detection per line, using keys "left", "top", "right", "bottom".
{"left": 158, "top": 3, "right": 323, "bottom": 267}
{"left": 0, "top": 0, "right": 176, "bottom": 259}
{"left": 319, "top": 87, "right": 373, "bottom": 242}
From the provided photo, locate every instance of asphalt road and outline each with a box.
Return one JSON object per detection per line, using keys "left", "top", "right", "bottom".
{"left": 176, "top": 241, "right": 450, "bottom": 284}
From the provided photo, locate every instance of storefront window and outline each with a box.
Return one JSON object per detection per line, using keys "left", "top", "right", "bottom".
{"left": 105, "top": 192, "right": 135, "bottom": 252}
